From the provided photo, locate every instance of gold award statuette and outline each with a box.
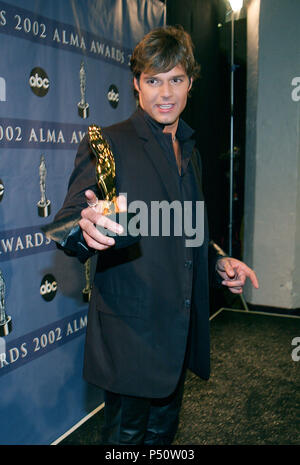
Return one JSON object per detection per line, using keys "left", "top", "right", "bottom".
{"left": 88, "top": 124, "right": 140, "bottom": 248}
{"left": 88, "top": 124, "right": 118, "bottom": 215}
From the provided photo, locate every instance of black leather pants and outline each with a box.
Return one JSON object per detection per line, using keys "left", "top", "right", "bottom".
{"left": 101, "top": 368, "right": 187, "bottom": 445}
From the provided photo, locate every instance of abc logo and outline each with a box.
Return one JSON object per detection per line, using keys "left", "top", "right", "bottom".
{"left": 0, "top": 179, "right": 4, "bottom": 202}
{"left": 107, "top": 84, "right": 119, "bottom": 108}
{"left": 29, "top": 67, "right": 50, "bottom": 97}
{"left": 40, "top": 274, "right": 57, "bottom": 302}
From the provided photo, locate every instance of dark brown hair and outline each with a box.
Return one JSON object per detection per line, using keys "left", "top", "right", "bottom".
{"left": 130, "top": 25, "right": 200, "bottom": 95}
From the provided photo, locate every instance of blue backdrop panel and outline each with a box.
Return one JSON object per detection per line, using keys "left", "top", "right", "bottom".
{"left": 0, "top": 0, "right": 165, "bottom": 445}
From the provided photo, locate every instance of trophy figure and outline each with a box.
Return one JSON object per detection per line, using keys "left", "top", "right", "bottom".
{"left": 37, "top": 154, "right": 51, "bottom": 217}
{"left": 0, "top": 270, "right": 12, "bottom": 337}
{"left": 78, "top": 61, "right": 89, "bottom": 119}
{"left": 82, "top": 259, "right": 92, "bottom": 302}
{"left": 88, "top": 125, "right": 140, "bottom": 248}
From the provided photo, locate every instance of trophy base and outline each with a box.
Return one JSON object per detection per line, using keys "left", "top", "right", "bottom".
{"left": 78, "top": 103, "right": 89, "bottom": 119}
{"left": 38, "top": 200, "right": 51, "bottom": 218}
{"left": 82, "top": 289, "right": 91, "bottom": 302}
{"left": 96, "top": 211, "right": 141, "bottom": 249}
{"left": 0, "top": 316, "right": 12, "bottom": 337}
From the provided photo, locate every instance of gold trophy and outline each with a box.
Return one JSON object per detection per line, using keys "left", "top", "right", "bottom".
{"left": 88, "top": 124, "right": 118, "bottom": 214}
{"left": 41, "top": 126, "right": 140, "bottom": 250}
{"left": 88, "top": 124, "right": 140, "bottom": 248}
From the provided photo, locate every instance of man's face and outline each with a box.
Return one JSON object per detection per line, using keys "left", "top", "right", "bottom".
{"left": 134, "top": 65, "right": 192, "bottom": 126}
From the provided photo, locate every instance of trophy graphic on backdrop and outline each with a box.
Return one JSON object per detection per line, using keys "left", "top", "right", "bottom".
{"left": 0, "top": 270, "right": 12, "bottom": 337}
{"left": 37, "top": 154, "right": 51, "bottom": 217}
{"left": 88, "top": 125, "right": 140, "bottom": 248}
{"left": 82, "top": 259, "right": 92, "bottom": 302}
{"left": 78, "top": 61, "right": 89, "bottom": 119}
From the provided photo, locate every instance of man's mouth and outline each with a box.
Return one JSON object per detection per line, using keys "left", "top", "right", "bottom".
{"left": 157, "top": 104, "right": 174, "bottom": 111}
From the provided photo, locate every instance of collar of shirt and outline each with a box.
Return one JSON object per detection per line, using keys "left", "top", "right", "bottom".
{"left": 139, "top": 106, "right": 194, "bottom": 142}
{"left": 138, "top": 107, "right": 196, "bottom": 175}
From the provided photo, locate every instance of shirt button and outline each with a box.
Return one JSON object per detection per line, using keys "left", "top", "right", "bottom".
{"left": 184, "top": 260, "right": 192, "bottom": 270}
{"left": 184, "top": 299, "right": 191, "bottom": 309}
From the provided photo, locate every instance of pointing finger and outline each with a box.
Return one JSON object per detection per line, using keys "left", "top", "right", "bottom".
{"left": 248, "top": 269, "right": 259, "bottom": 289}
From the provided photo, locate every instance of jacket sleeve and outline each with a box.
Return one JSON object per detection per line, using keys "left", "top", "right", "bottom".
{"left": 41, "top": 134, "right": 99, "bottom": 263}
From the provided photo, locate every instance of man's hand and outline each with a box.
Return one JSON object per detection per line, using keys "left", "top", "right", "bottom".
{"left": 216, "top": 257, "right": 259, "bottom": 294}
{"left": 78, "top": 190, "right": 127, "bottom": 251}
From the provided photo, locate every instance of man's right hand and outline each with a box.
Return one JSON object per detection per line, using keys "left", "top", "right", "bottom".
{"left": 79, "top": 189, "right": 127, "bottom": 251}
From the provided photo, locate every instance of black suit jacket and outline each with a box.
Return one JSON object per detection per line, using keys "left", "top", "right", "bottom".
{"left": 50, "top": 109, "right": 224, "bottom": 398}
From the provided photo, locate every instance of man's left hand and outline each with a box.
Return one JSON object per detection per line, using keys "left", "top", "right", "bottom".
{"left": 216, "top": 257, "right": 259, "bottom": 294}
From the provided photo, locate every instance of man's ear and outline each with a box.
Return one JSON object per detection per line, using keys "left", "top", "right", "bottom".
{"left": 188, "top": 77, "right": 193, "bottom": 92}
{"left": 133, "top": 76, "right": 140, "bottom": 93}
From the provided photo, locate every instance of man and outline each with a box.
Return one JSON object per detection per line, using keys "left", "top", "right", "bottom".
{"left": 46, "top": 26, "right": 259, "bottom": 445}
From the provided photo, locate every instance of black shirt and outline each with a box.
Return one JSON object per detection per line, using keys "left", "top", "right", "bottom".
{"left": 142, "top": 108, "right": 201, "bottom": 311}
{"left": 142, "top": 107, "right": 196, "bottom": 177}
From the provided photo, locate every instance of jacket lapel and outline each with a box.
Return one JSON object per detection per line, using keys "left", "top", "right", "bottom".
{"left": 190, "top": 148, "right": 204, "bottom": 201}
{"left": 130, "top": 110, "right": 180, "bottom": 201}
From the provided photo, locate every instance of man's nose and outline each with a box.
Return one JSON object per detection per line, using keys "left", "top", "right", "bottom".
{"left": 160, "top": 82, "right": 172, "bottom": 98}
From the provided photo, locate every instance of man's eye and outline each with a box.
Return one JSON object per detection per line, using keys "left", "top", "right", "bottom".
{"left": 147, "top": 78, "right": 158, "bottom": 85}
{"left": 172, "top": 78, "right": 182, "bottom": 84}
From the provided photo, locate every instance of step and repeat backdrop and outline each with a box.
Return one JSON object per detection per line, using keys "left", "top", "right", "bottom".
{"left": 0, "top": 0, "right": 165, "bottom": 445}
